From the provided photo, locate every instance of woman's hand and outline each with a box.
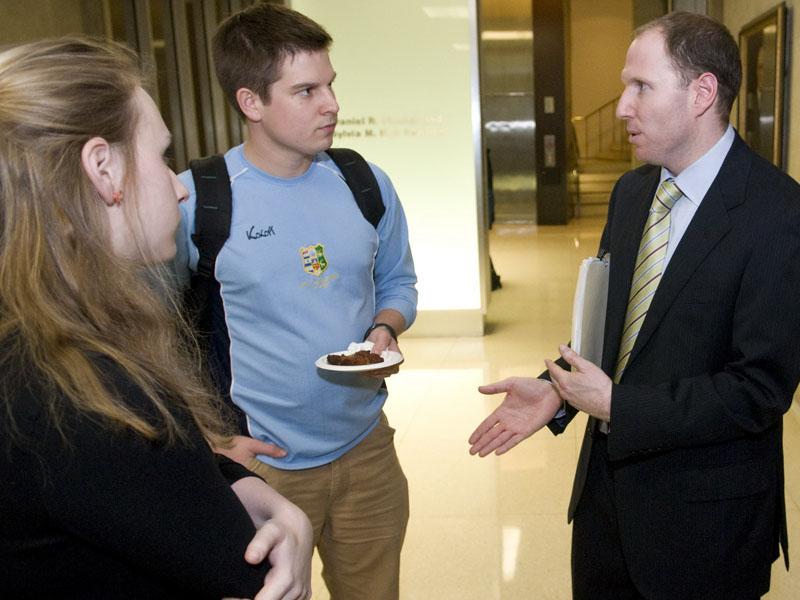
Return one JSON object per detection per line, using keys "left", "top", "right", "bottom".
{"left": 230, "top": 477, "right": 313, "bottom": 600}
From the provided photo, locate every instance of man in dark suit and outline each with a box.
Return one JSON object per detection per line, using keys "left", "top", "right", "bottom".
{"left": 469, "top": 12, "right": 800, "bottom": 599}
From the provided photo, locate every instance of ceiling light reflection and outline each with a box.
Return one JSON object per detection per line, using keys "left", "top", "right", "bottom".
{"left": 482, "top": 31, "right": 533, "bottom": 41}
{"left": 422, "top": 6, "right": 469, "bottom": 19}
{"left": 502, "top": 526, "right": 521, "bottom": 582}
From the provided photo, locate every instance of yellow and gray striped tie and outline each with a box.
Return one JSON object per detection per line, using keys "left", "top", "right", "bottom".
{"left": 613, "top": 178, "right": 682, "bottom": 382}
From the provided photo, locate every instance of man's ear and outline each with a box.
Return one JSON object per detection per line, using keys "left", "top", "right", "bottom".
{"left": 236, "top": 87, "right": 266, "bottom": 122}
{"left": 692, "top": 72, "right": 719, "bottom": 117}
{"left": 81, "top": 136, "right": 123, "bottom": 206}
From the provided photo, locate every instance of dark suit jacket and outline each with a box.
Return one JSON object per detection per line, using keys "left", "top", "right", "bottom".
{"left": 552, "top": 134, "right": 800, "bottom": 598}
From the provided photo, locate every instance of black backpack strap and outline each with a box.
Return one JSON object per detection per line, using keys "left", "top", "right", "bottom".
{"left": 189, "top": 155, "right": 232, "bottom": 279}
{"left": 326, "top": 148, "right": 385, "bottom": 228}
{"left": 185, "top": 155, "right": 246, "bottom": 431}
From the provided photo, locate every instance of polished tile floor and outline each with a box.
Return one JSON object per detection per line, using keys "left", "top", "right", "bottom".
{"left": 311, "top": 218, "right": 800, "bottom": 599}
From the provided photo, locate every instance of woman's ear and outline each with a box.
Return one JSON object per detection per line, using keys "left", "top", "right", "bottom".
{"left": 81, "top": 136, "right": 123, "bottom": 206}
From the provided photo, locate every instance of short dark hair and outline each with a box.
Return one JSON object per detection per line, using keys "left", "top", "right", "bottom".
{"left": 636, "top": 11, "right": 741, "bottom": 120}
{"left": 212, "top": 2, "right": 332, "bottom": 118}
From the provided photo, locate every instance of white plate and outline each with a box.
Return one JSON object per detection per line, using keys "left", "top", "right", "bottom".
{"left": 315, "top": 341, "right": 404, "bottom": 372}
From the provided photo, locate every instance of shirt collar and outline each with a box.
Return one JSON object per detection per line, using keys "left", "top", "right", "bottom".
{"left": 660, "top": 125, "right": 735, "bottom": 207}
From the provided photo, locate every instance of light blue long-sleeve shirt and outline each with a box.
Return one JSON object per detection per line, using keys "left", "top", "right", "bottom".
{"left": 176, "top": 146, "right": 417, "bottom": 469}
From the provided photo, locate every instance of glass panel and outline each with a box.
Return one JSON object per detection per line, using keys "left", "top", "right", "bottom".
{"left": 184, "top": 0, "right": 210, "bottom": 154}
{"left": 108, "top": 0, "right": 130, "bottom": 42}
{"left": 742, "top": 24, "right": 777, "bottom": 162}
{"left": 149, "top": 0, "right": 178, "bottom": 167}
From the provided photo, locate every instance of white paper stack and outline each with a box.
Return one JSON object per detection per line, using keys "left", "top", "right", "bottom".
{"left": 571, "top": 255, "right": 610, "bottom": 366}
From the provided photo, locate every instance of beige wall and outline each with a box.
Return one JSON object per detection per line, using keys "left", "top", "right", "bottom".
{"left": 570, "top": 0, "right": 633, "bottom": 118}
{"left": 723, "top": 1, "right": 799, "bottom": 179}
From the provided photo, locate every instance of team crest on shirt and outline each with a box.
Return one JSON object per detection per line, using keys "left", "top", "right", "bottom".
{"left": 300, "top": 243, "right": 328, "bottom": 276}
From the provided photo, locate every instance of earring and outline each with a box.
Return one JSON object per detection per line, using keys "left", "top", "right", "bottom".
{"left": 111, "top": 190, "right": 124, "bottom": 205}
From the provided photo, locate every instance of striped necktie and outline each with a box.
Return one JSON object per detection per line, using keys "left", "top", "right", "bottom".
{"left": 613, "top": 178, "right": 682, "bottom": 382}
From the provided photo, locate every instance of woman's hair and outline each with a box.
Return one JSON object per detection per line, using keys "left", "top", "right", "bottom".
{"left": 0, "top": 37, "right": 232, "bottom": 446}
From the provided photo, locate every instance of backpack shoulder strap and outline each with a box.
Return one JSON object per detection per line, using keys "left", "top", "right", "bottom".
{"left": 184, "top": 155, "right": 237, "bottom": 419}
{"left": 326, "top": 147, "right": 385, "bottom": 229}
{"left": 189, "top": 154, "right": 232, "bottom": 279}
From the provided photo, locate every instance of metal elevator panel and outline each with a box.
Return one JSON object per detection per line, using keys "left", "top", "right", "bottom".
{"left": 480, "top": 0, "right": 536, "bottom": 223}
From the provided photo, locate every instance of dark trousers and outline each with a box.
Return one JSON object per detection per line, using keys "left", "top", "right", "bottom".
{"left": 571, "top": 433, "right": 645, "bottom": 600}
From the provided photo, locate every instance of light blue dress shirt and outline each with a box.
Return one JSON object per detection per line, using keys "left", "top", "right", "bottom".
{"left": 662, "top": 125, "right": 735, "bottom": 266}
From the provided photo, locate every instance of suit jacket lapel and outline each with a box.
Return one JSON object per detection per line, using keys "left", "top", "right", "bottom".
{"left": 623, "top": 136, "right": 751, "bottom": 371}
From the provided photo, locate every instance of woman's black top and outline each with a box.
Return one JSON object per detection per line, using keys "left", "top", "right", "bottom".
{"left": 0, "top": 353, "right": 269, "bottom": 599}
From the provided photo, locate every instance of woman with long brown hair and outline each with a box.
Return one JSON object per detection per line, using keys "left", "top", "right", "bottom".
{"left": 0, "top": 37, "right": 311, "bottom": 599}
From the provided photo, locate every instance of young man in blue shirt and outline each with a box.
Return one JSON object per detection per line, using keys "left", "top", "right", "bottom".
{"left": 175, "top": 5, "right": 417, "bottom": 599}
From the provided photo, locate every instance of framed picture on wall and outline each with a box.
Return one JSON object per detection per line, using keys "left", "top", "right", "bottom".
{"left": 737, "top": 3, "right": 787, "bottom": 168}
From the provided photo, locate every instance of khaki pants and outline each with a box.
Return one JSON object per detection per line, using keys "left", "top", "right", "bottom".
{"left": 248, "top": 413, "right": 408, "bottom": 600}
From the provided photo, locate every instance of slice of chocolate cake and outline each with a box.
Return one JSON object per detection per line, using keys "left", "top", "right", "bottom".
{"left": 327, "top": 350, "right": 384, "bottom": 366}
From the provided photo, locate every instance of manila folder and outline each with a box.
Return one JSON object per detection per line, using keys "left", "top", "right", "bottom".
{"left": 571, "top": 256, "right": 609, "bottom": 366}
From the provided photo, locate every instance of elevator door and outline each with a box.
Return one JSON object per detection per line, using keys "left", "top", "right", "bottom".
{"left": 480, "top": 0, "right": 536, "bottom": 223}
